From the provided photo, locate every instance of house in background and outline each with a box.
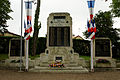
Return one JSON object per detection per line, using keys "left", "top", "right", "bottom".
{"left": 72, "top": 35, "right": 84, "bottom": 40}
{"left": 0, "top": 31, "right": 21, "bottom": 37}
{"left": 0, "top": 31, "right": 21, "bottom": 55}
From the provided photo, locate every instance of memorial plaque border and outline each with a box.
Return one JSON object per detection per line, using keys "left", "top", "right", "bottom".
{"left": 93, "top": 38, "right": 112, "bottom": 58}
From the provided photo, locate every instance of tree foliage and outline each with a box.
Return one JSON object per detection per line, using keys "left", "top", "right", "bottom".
{"left": 32, "top": 0, "right": 41, "bottom": 56}
{"left": 0, "top": 0, "right": 12, "bottom": 33}
{"left": 110, "top": 0, "right": 120, "bottom": 17}
{"left": 83, "top": 11, "right": 120, "bottom": 45}
{"left": 83, "top": 11, "right": 120, "bottom": 57}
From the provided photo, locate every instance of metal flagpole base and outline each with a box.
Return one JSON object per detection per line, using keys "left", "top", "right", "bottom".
{"left": 91, "top": 69, "right": 94, "bottom": 72}
{"left": 25, "top": 69, "right": 29, "bottom": 72}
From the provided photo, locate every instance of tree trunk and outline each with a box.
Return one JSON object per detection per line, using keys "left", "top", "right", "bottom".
{"left": 32, "top": 0, "right": 41, "bottom": 56}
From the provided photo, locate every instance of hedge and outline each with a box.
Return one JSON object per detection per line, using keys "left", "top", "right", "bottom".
{"left": 1, "top": 37, "right": 119, "bottom": 58}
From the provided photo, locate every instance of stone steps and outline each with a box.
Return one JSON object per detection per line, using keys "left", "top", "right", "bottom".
{"left": 68, "top": 63, "right": 78, "bottom": 67}
{"left": 116, "top": 63, "right": 120, "bottom": 68}
{"left": 29, "top": 69, "right": 88, "bottom": 73}
{"left": 34, "top": 66, "right": 83, "bottom": 70}
{"left": 29, "top": 66, "right": 89, "bottom": 73}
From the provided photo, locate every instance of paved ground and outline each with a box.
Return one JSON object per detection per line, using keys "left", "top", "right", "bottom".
{"left": 0, "top": 69, "right": 120, "bottom": 80}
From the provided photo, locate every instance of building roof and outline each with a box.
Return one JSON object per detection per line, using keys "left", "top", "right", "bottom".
{"left": 72, "top": 35, "right": 84, "bottom": 40}
{"left": 0, "top": 31, "right": 21, "bottom": 37}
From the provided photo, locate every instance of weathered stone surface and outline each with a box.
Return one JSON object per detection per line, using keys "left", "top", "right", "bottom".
{"left": 31, "top": 12, "right": 88, "bottom": 72}
{"left": 93, "top": 38, "right": 116, "bottom": 68}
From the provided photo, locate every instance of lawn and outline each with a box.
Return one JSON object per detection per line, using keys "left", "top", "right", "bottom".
{"left": 0, "top": 54, "right": 8, "bottom": 60}
{"left": 29, "top": 54, "right": 40, "bottom": 60}
{"left": 80, "top": 55, "right": 90, "bottom": 60}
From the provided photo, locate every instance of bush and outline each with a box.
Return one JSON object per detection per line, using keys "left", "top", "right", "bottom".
{"left": 29, "top": 37, "right": 46, "bottom": 55}
{"left": 29, "top": 38, "right": 90, "bottom": 56}
{"left": 73, "top": 39, "right": 90, "bottom": 56}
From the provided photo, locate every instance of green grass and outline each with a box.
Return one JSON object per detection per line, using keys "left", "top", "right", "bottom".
{"left": 80, "top": 55, "right": 90, "bottom": 60}
{"left": 0, "top": 54, "right": 8, "bottom": 60}
{"left": 29, "top": 54, "right": 40, "bottom": 60}
{"left": 114, "top": 57, "right": 120, "bottom": 61}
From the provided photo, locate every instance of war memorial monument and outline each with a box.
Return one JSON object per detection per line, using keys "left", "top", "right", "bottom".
{"left": 29, "top": 12, "right": 88, "bottom": 73}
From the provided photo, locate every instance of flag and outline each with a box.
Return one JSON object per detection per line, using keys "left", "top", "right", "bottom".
{"left": 90, "top": 19, "right": 94, "bottom": 32}
{"left": 24, "top": 21, "right": 31, "bottom": 40}
{"left": 87, "top": 20, "right": 90, "bottom": 32}
{"left": 25, "top": 16, "right": 32, "bottom": 33}
{"left": 87, "top": 0, "right": 95, "bottom": 19}
{"left": 25, "top": 2, "right": 32, "bottom": 9}
{"left": 87, "top": 0, "right": 95, "bottom": 8}
{"left": 87, "top": 18, "right": 96, "bottom": 39}
{"left": 24, "top": 20, "right": 26, "bottom": 28}
{"left": 24, "top": 32, "right": 30, "bottom": 40}
{"left": 93, "top": 19, "right": 96, "bottom": 32}
{"left": 90, "top": 14, "right": 93, "bottom": 20}
{"left": 24, "top": 1, "right": 32, "bottom": 40}
{"left": 88, "top": 32, "right": 95, "bottom": 39}
{"left": 87, "top": 0, "right": 96, "bottom": 40}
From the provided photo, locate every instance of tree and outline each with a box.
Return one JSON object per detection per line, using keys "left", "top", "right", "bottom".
{"left": 83, "top": 11, "right": 120, "bottom": 57}
{"left": 32, "top": 0, "right": 41, "bottom": 56}
{"left": 84, "top": 11, "right": 120, "bottom": 43}
{"left": 0, "top": 0, "right": 12, "bottom": 33}
{"left": 110, "top": 0, "right": 120, "bottom": 17}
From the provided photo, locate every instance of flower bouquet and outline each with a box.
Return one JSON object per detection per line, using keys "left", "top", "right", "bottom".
{"left": 96, "top": 59, "right": 110, "bottom": 63}
{"left": 49, "top": 62, "right": 64, "bottom": 68}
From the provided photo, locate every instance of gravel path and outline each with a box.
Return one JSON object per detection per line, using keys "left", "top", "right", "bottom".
{"left": 0, "top": 70, "right": 120, "bottom": 80}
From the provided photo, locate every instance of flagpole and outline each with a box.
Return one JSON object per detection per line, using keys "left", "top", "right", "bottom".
{"left": 87, "top": 0, "right": 95, "bottom": 72}
{"left": 90, "top": 0, "right": 94, "bottom": 72}
{"left": 25, "top": 0, "right": 29, "bottom": 71}
{"left": 20, "top": 0, "right": 23, "bottom": 72}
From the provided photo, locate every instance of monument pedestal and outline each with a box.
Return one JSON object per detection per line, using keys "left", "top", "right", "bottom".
{"left": 29, "top": 47, "right": 88, "bottom": 73}
{"left": 39, "top": 47, "right": 87, "bottom": 67}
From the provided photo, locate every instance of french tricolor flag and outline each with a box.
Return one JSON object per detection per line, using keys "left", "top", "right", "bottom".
{"left": 90, "top": 19, "right": 94, "bottom": 32}
{"left": 87, "top": 0, "right": 95, "bottom": 8}
{"left": 24, "top": 1, "right": 32, "bottom": 40}
{"left": 93, "top": 19, "right": 96, "bottom": 32}
{"left": 87, "top": 20, "right": 90, "bottom": 32}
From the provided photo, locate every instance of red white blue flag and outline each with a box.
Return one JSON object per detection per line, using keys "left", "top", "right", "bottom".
{"left": 87, "top": 19, "right": 96, "bottom": 39}
{"left": 87, "top": 0, "right": 95, "bottom": 20}
{"left": 24, "top": 1, "right": 32, "bottom": 40}
{"left": 87, "top": 0, "right": 96, "bottom": 39}
{"left": 87, "top": 19, "right": 90, "bottom": 32}
{"left": 87, "top": 0, "right": 95, "bottom": 8}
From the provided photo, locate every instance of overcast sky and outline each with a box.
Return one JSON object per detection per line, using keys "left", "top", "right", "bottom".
{"left": 7, "top": 0, "right": 120, "bottom": 38}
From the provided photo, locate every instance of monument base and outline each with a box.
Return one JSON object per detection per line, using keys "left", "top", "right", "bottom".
{"left": 29, "top": 47, "right": 88, "bottom": 73}
{"left": 94, "top": 58, "right": 116, "bottom": 68}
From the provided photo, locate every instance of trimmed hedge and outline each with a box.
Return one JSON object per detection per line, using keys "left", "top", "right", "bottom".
{"left": 29, "top": 37, "right": 46, "bottom": 55}
{"left": 0, "top": 37, "right": 91, "bottom": 56}
{"left": 1, "top": 37, "right": 119, "bottom": 58}
{"left": 29, "top": 38, "right": 90, "bottom": 56}
{"left": 73, "top": 39, "right": 90, "bottom": 56}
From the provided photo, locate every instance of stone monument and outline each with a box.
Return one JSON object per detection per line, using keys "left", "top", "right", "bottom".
{"left": 93, "top": 37, "right": 116, "bottom": 68}
{"left": 4, "top": 38, "right": 25, "bottom": 68}
{"left": 30, "top": 12, "right": 88, "bottom": 73}
{"left": 9, "top": 38, "right": 25, "bottom": 57}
